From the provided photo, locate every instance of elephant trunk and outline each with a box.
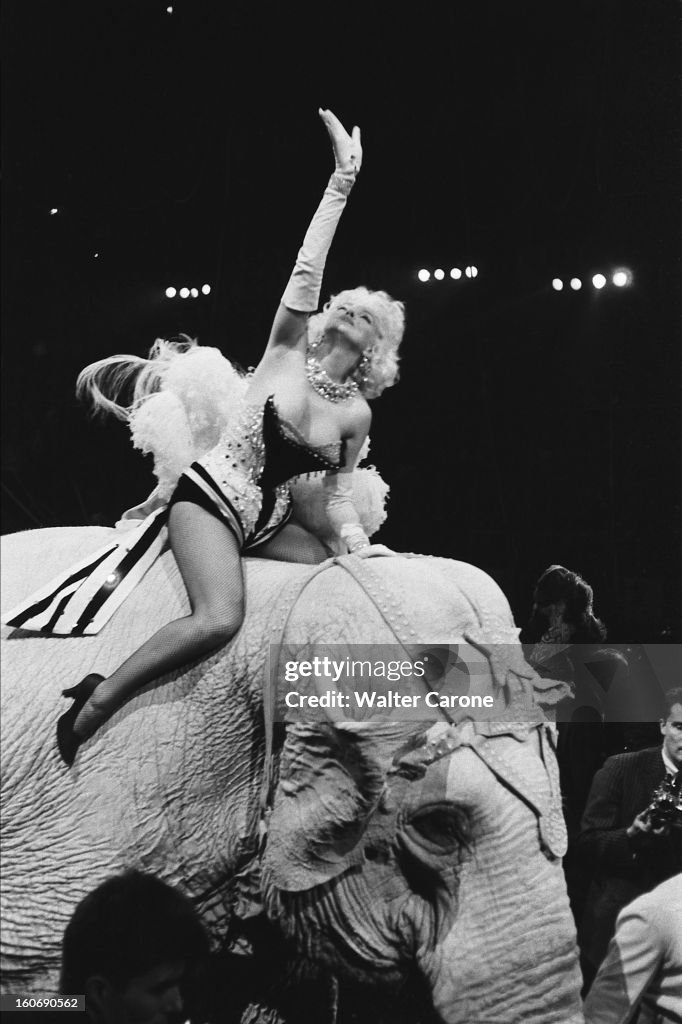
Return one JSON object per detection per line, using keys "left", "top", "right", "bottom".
{"left": 419, "top": 855, "right": 584, "bottom": 1024}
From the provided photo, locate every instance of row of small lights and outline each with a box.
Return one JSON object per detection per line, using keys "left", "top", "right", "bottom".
{"left": 552, "top": 270, "right": 633, "bottom": 292}
{"left": 418, "top": 266, "right": 479, "bottom": 282}
{"left": 165, "top": 285, "right": 211, "bottom": 298}
{"left": 48, "top": 209, "right": 635, "bottom": 297}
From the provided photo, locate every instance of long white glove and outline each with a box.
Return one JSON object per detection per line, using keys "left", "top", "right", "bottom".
{"left": 323, "top": 475, "right": 398, "bottom": 557}
{"left": 281, "top": 109, "right": 361, "bottom": 313}
{"left": 322, "top": 472, "right": 370, "bottom": 553}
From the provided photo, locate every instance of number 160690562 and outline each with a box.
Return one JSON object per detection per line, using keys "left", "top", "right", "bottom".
{"left": 0, "top": 995, "right": 84, "bottom": 1011}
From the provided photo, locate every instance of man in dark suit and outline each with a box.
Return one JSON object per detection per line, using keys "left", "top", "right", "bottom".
{"left": 576, "top": 686, "right": 682, "bottom": 989}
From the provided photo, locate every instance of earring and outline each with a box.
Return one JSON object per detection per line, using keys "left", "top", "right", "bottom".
{"left": 356, "top": 349, "right": 373, "bottom": 384}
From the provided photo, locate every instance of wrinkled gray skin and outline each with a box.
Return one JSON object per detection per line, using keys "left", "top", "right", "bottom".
{"left": 1, "top": 527, "right": 584, "bottom": 1023}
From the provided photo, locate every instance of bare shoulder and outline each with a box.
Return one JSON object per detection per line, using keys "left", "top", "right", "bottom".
{"left": 339, "top": 394, "right": 371, "bottom": 438}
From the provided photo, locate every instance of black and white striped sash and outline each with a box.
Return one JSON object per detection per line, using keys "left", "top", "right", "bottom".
{"left": 2, "top": 508, "right": 168, "bottom": 636}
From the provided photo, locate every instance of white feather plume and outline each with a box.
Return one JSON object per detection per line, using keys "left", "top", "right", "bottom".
{"left": 127, "top": 346, "right": 248, "bottom": 497}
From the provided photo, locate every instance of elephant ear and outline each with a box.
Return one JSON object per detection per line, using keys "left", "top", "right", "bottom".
{"left": 264, "top": 723, "right": 385, "bottom": 891}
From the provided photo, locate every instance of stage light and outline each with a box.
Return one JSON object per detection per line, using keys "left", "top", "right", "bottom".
{"left": 450, "top": 267, "right": 462, "bottom": 280}
{"left": 418, "top": 269, "right": 430, "bottom": 282}
{"left": 190, "top": 287, "right": 199, "bottom": 298}
{"left": 49, "top": 208, "right": 58, "bottom": 215}
{"left": 552, "top": 278, "right": 564, "bottom": 291}
{"left": 612, "top": 269, "right": 632, "bottom": 287}
{"left": 570, "top": 278, "right": 582, "bottom": 291}
{"left": 201, "top": 284, "right": 211, "bottom": 295}
{"left": 434, "top": 268, "right": 445, "bottom": 281}
{"left": 592, "top": 274, "right": 606, "bottom": 290}
{"left": 179, "top": 287, "right": 190, "bottom": 298}
{"left": 166, "top": 287, "right": 177, "bottom": 298}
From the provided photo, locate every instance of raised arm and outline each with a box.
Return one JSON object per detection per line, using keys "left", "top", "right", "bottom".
{"left": 264, "top": 109, "right": 363, "bottom": 355}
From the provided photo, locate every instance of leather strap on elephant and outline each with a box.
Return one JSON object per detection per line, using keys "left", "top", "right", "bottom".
{"left": 259, "top": 554, "right": 435, "bottom": 842}
{"left": 392, "top": 717, "right": 567, "bottom": 860}
{"left": 471, "top": 727, "right": 566, "bottom": 859}
{"left": 336, "top": 556, "right": 572, "bottom": 711}
{"left": 330, "top": 554, "right": 425, "bottom": 645}
{"left": 260, "top": 557, "right": 340, "bottom": 842}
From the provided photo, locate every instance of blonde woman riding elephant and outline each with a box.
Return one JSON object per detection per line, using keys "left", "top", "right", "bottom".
{"left": 2, "top": 109, "right": 584, "bottom": 1022}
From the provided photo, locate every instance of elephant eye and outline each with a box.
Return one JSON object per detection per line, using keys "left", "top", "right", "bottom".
{"left": 420, "top": 646, "right": 451, "bottom": 683}
{"left": 408, "top": 804, "right": 469, "bottom": 852}
{"left": 419, "top": 645, "right": 470, "bottom": 692}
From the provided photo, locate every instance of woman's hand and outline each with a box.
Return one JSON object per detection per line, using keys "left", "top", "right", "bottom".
{"left": 319, "top": 108, "right": 362, "bottom": 176}
{"left": 353, "top": 544, "right": 398, "bottom": 558}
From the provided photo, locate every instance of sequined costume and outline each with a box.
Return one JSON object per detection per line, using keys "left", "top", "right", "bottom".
{"left": 171, "top": 395, "right": 343, "bottom": 548}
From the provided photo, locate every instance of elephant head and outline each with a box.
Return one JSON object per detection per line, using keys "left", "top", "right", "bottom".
{"left": 260, "top": 618, "right": 584, "bottom": 1023}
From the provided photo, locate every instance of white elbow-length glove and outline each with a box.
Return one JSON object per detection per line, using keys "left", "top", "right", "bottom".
{"left": 282, "top": 109, "right": 361, "bottom": 313}
{"left": 322, "top": 473, "right": 396, "bottom": 557}
{"left": 322, "top": 473, "right": 370, "bottom": 552}
{"left": 281, "top": 174, "right": 356, "bottom": 313}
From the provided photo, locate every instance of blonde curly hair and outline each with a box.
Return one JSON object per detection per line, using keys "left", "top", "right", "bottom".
{"left": 307, "top": 287, "right": 405, "bottom": 399}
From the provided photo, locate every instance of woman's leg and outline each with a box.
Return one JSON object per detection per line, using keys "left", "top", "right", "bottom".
{"left": 252, "top": 520, "right": 330, "bottom": 564}
{"left": 73, "top": 501, "right": 245, "bottom": 738}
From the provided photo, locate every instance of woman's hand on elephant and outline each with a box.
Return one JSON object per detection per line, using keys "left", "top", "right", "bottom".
{"left": 353, "top": 544, "right": 398, "bottom": 558}
{"left": 319, "top": 107, "right": 362, "bottom": 175}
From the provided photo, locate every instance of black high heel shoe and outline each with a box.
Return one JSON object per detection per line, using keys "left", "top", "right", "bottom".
{"left": 56, "top": 674, "right": 104, "bottom": 766}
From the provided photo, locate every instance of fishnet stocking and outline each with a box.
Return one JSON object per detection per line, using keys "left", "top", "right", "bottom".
{"left": 253, "top": 520, "right": 330, "bottom": 565}
{"left": 74, "top": 501, "right": 244, "bottom": 738}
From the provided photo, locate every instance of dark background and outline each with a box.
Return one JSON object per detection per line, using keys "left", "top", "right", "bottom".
{"left": 2, "top": 0, "right": 680, "bottom": 639}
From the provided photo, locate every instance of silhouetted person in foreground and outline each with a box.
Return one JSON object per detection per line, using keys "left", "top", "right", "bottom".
{"left": 60, "top": 870, "right": 210, "bottom": 1024}
{"left": 584, "top": 873, "right": 682, "bottom": 1024}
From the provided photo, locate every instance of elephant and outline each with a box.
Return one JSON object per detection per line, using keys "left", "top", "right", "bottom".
{"left": 1, "top": 525, "right": 585, "bottom": 1023}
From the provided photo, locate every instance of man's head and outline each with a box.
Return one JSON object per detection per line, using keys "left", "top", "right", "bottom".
{"left": 660, "top": 687, "right": 682, "bottom": 770}
{"left": 60, "top": 870, "right": 209, "bottom": 1024}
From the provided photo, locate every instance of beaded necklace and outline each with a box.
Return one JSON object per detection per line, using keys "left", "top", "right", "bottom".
{"left": 305, "top": 356, "right": 359, "bottom": 403}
